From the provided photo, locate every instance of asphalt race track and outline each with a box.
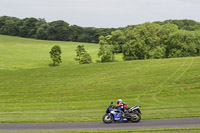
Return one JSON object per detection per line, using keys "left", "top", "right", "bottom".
{"left": 0, "top": 118, "right": 200, "bottom": 131}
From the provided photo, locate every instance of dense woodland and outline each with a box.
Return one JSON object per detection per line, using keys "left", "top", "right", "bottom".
{"left": 0, "top": 16, "right": 116, "bottom": 43}
{"left": 99, "top": 22, "right": 200, "bottom": 61}
{"left": 1, "top": 16, "right": 200, "bottom": 61}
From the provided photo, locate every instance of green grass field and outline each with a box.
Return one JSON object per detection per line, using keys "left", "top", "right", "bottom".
{"left": 1, "top": 127, "right": 200, "bottom": 133}
{"left": 0, "top": 35, "right": 200, "bottom": 123}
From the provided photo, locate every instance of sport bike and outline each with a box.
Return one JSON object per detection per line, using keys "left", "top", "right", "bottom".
{"left": 102, "top": 102, "right": 142, "bottom": 124}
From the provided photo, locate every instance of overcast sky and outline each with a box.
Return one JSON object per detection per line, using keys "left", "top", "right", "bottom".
{"left": 0, "top": 0, "right": 200, "bottom": 28}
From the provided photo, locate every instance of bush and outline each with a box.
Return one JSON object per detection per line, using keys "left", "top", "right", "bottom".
{"left": 75, "top": 45, "right": 86, "bottom": 60}
{"left": 149, "top": 46, "right": 165, "bottom": 59}
{"left": 98, "top": 45, "right": 115, "bottom": 62}
{"left": 79, "top": 52, "right": 92, "bottom": 64}
{"left": 49, "top": 45, "right": 62, "bottom": 66}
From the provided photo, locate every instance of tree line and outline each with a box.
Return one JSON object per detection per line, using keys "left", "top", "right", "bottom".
{"left": 1, "top": 16, "right": 200, "bottom": 62}
{"left": 1, "top": 16, "right": 200, "bottom": 44}
{"left": 98, "top": 22, "right": 200, "bottom": 62}
{"left": 0, "top": 16, "right": 115, "bottom": 43}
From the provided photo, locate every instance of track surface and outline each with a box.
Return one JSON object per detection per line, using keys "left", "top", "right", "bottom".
{"left": 0, "top": 118, "right": 200, "bottom": 131}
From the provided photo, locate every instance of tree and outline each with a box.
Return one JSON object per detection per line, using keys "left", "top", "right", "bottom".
{"left": 19, "top": 17, "right": 39, "bottom": 38}
{"left": 149, "top": 46, "right": 165, "bottom": 59}
{"left": 36, "top": 23, "right": 49, "bottom": 40}
{"left": 159, "top": 23, "right": 178, "bottom": 57}
{"left": 123, "top": 22, "right": 161, "bottom": 60}
{"left": 0, "top": 16, "right": 22, "bottom": 36}
{"left": 97, "top": 30, "right": 126, "bottom": 53}
{"left": 98, "top": 44, "right": 115, "bottom": 62}
{"left": 112, "top": 30, "right": 126, "bottom": 53}
{"left": 75, "top": 45, "right": 86, "bottom": 60}
{"left": 155, "top": 19, "right": 200, "bottom": 31}
{"left": 194, "top": 31, "right": 200, "bottom": 55}
{"left": 68, "top": 25, "right": 83, "bottom": 41}
{"left": 122, "top": 40, "right": 145, "bottom": 60}
{"left": 167, "top": 30, "right": 197, "bottom": 57}
{"left": 74, "top": 45, "right": 92, "bottom": 64}
{"left": 79, "top": 52, "right": 92, "bottom": 64}
{"left": 48, "top": 20, "right": 69, "bottom": 41}
{"left": 49, "top": 45, "right": 62, "bottom": 66}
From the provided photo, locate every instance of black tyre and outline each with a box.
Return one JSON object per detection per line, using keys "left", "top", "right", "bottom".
{"left": 102, "top": 114, "right": 113, "bottom": 124}
{"left": 130, "top": 112, "right": 141, "bottom": 122}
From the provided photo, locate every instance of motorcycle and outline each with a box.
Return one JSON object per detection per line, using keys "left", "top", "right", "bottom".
{"left": 102, "top": 102, "right": 142, "bottom": 124}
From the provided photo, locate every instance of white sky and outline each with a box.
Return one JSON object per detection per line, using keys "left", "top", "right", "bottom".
{"left": 0, "top": 0, "right": 200, "bottom": 28}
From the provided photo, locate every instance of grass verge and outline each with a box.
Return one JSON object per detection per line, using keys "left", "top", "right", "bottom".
{"left": 1, "top": 127, "right": 200, "bottom": 133}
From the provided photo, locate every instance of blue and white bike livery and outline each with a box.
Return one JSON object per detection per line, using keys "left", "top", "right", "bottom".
{"left": 102, "top": 102, "right": 142, "bottom": 124}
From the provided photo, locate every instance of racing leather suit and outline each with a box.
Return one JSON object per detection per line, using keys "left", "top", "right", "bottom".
{"left": 116, "top": 102, "right": 129, "bottom": 117}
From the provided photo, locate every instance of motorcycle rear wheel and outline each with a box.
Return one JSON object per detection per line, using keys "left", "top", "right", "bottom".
{"left": 102, "top": 114, "right": 113, "bottom": 124}
{"left": 130, "top": 112, "right": 141, "bottom": 122}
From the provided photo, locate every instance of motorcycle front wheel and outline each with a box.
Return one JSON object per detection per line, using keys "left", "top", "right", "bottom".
{"left": 102, "top": 114, "right": 113, "bottom": 124}
{"left": 130, "top": 112, "right": 141, "bottom": 122}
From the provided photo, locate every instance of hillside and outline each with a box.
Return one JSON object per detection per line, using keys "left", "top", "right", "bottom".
{"left": 0, "top": 35, "right": 200, "bottom": 122}
{"left": 0, "top": 35, "right": 101, "bottom": 70}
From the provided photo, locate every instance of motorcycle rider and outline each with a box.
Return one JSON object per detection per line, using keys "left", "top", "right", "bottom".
{"left": 116, "top": 99, "right": 129, "bottom": 118}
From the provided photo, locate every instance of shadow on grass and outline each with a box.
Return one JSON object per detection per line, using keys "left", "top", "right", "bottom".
{"left": 96, "top": 60, "right": 101, "bottom": 63}
{"left": 48, "top": 63, "right": 60, "bottom": 67}
{"left": 74, "top": 58, "right": 80, "bottom": 61}
{"left": 96, "top": 60, "right": 120, "bottom": 63}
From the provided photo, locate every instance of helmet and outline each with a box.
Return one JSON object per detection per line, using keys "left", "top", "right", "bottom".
{"left": 117, "top": 99, "right": 123, "bottom": 104}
